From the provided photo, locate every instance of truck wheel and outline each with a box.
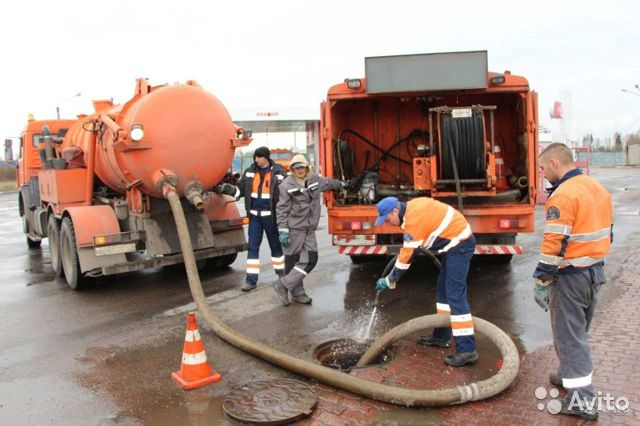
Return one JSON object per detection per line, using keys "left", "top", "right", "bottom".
{"left": 47, "top": 215, "right": 64, "bottom": 277}
{"left": 211, "top": 253, "right": 238, "bottom": 268}
{"left": 60, "top": 217, "right": 84, "bottom": 290}
{"left": 349, "top": 255, "right": 370, "bottom": 264}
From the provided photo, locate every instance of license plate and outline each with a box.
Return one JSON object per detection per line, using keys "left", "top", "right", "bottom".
{"left": 95, "top": 243, "right": 136, "bottom": 256}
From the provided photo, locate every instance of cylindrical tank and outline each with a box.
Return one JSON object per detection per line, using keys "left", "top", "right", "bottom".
{"left": 62, "top": 81, "right": 237, "bottom": 197}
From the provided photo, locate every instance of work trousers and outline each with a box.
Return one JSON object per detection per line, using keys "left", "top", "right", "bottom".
{"left": 432, "top": 236, "right": 477, "bottom": 353}
{"left": 245, "top": 213, "right": 284, "bottom": 286}
{"left": 550, "top": 264, "right": 605, "bottom": 403}
{"left": 280, "top": 228, "right": 318, "bottom": 297}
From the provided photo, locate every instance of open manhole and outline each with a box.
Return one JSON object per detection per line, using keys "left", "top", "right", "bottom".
{"left": 223, "top": 379, "right": 317, "bottom": 425}
{"left": 313, "top": 338, "right": 395, "bottom": 372}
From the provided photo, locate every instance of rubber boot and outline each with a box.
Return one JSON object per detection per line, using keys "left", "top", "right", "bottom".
{"left": 273, "top": 279, "right": 290, "bottom": 306}
{"left": 417, "top": 336, "right": 451, "bottom": 348}
{"left": 549, "top": 371, "right": 563, "bottom": 388}
{"left": 241, "top": 283, "right": 256, "bottom": 292}
{"left": 444, "top": 351, "right": 478, "bottom": 367}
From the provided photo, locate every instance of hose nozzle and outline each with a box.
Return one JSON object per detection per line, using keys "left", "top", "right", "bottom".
{"left": 373, "top": 291, "right": 382, "bottom": 308}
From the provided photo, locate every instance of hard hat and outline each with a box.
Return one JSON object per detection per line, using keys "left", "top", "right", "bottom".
{"left": 290, "top": 154, "right": 309, "bottom": 169}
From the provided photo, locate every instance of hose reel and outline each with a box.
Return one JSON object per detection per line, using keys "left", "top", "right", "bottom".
{"left": 429, "top": 105, "right": 496, "bottom": 185}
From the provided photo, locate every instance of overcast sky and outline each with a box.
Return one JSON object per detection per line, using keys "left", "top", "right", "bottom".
{"left": 1, "top": 0, "right": 638, "bottom": 150}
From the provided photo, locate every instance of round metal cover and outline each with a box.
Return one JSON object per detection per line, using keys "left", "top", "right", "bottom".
{"left": 223, "top": 379, "right": 317, "bottom": 425}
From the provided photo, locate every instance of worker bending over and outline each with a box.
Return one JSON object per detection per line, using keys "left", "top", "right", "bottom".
{"left": 374, "top": 196, "right": 477, "bottom": 367}
{"left": 273, "top": 155, "right": 346, "bottom": 305}
{"left": 534, "top": 143, "right": 612, "bottom": 421}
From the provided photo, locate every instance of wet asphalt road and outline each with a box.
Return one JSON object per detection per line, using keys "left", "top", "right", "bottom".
{"left": 0, "top": 168, "right": 638, "bottom": 425}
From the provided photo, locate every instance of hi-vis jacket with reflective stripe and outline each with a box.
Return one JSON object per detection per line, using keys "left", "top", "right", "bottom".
{"left": 534, "top": 169, "right": 613, "bottom": 279}
{"left": 387, "top": 198, "right": 472, "bottom": 284}
{"left": 238, "top": 160, "right": 287, "bottom": 218}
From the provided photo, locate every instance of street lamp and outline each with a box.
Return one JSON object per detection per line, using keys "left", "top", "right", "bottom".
{"left": 621, "top": 84, "right": 640, "bottom": 97}
{"left": 56, "top": 93, "right": 81, "bottom": 119}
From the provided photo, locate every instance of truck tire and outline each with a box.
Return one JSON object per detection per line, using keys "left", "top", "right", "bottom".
{"left": 211, "top": 253, "right": 238, "bottom": 268}
{"left": 60, "top": 217, "right": 84, "bottom": 290}
{"left": 47, "top": 215, "right": 64, "bottom": 277}
{"left": 349, "top": 255, "right": 371, "bottom": 264}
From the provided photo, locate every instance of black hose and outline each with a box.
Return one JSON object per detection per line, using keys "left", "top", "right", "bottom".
{"left": 382, "top": 247, "right": 441, "bottom": 278}
{"left": 339, "top": 129, "right": 412, "bottom": 166}
{"left": 443, "top": 116, "right": 465, "bottom": 214}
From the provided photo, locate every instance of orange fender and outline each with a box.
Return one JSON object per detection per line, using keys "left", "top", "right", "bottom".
{"left": 63, "top": 205, "right": 120, "bottom": 248}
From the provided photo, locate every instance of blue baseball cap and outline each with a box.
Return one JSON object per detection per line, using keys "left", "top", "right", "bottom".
{"left": 375, "top": 197, "right": 399, "bottom": 226}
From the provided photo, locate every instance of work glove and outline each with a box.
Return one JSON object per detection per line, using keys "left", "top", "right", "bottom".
{"left": 533, "top": 280, "right": 550, "bottom": 311}
{"left": 279, "top": 230, "right": 291, "bottom": 247}
{"left": 375, "top": 277, "right": 394, "bottom": 293}
{"left": 219, "top": 183, "right": 238, "bottom": 197}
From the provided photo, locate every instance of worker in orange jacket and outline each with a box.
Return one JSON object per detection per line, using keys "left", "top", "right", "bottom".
{"left": 534, "top": 143, "right": 612, "bottom": 421}
{"left": 374, "top": 196, "right": 477, "bottom": 367}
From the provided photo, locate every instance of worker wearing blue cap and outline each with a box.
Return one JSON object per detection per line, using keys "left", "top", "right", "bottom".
{"left": 374, "top": 196, "right": 477, "bottom": 367}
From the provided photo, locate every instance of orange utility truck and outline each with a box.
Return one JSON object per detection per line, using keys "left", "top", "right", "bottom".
{"left": 17, "top": 79, "right": 251, "bottom": 289}
{"left": 321, "top": 51, "right": 538, "bottom": 263}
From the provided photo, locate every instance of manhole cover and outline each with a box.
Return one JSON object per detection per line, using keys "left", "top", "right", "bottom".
{"left": 223, "top": 379, "right": 317, "bottom": 425}
{"left": 313, "top": 338, "right": 395, "bottom": 372}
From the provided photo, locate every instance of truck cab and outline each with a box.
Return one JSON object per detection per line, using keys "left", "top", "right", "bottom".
{"left": 17, "top": 117, "right": 75, "bottom": 247}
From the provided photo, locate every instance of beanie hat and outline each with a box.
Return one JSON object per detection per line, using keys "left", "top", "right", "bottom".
{"left": 253, "top": 146, "right": 271, "bottom": 160}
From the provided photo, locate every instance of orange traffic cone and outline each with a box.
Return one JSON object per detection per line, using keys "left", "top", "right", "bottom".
{"left": 494, "top": 145, "right": 510, "bottom": 190}
{"left": 172, "top": 312, "right": 221, "bottom": 390}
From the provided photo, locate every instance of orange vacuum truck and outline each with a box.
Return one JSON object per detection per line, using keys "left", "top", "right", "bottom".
{"left": 322, "top": 51, "right": 538, "bottom": 262}
{"left": 17, "top": 79, "right": 251, "bottom": 289}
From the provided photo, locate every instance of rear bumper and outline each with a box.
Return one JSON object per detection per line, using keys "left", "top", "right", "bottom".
{"left": 338, "top": 244, "right": 522, "bottom": 256}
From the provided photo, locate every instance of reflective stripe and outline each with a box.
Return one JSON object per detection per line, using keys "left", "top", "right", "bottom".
{"left": 385, "top": 276, "right": 396, "bottom": 289}
{"left": 569, "top": 227, "right": 611, "bottom": 243}
{"left": 394, "top": 261, "right": 410, "bottom": 270}
{"left": 562, "top": 372, "right": 592, "bottom": 388}
{"left": 249, "top": 210, "right": 271, "bottom": 216}
{"left": 272, "top": 256, "right": 285, "bottom": 270}
{"left": 403, "top": 239, "right": 423, "bottom": 248}
{"left": 182, "top": 351, "right": 208, "bottom": 365}
{"left": 293, "top": 266, "right": 308, "bottom": 276}
{"left": 245, "top": 172, "right": 255, "bottom": 178}
{"left": 425, "top": 206, "right": 454, "bottom": 248}
{"left": 185, "top": 330, "right": 201, "bottom": 342}
{"left": 452, "top": 327, "right": 475, "bottom": 336}
{"left": 436, "top": 303, "right": 451, "bottom": 314}
{"left": 438, "top": 224, "right": 472, "bottom": 253}
{"left": 287, "top": 188, "right": 301, "bottom": 194}
{"left": 539, "top": 253, "right": 563, "bottom": 266}
{"left": 450, "top": 313, "right": 472, "bottom": 322}
{"left": 260, "top": 193, "right": 271, "bottom": 199}
{"left": 545, "top": 224, "right": 572, "bottom": 235}
{"left": 308, "top": 182, "right": 319, "bottom": 190}
{"left": 251, "top": 192, "right": 259, "bottom": 198}
{"left": 560, "top": 256, "right": 603, "bottom": 267}
{"left": 246, "top": 259, "right": 260, "bottom": 275}
{"left": 276, "top": 175, "right": 284, "bottom": 181}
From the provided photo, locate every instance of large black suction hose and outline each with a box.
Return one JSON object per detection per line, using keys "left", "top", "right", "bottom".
{"left": 165, "top": 186, "right": 519, "bottom": 407}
